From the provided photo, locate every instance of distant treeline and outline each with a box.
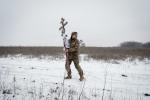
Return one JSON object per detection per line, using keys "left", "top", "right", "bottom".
{"left": 119, "top": 41, "right": 150, "bottom": 48}
{"left": 0, "top": 46, "right": 150, "bottom": 60}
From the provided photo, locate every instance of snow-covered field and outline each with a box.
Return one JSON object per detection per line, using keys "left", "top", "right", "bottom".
{"left": 0, "top": 54, "right": 150, "bottom": 100}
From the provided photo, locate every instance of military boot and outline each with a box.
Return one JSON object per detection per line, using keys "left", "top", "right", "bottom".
{"left": 79, "top": 76, "right": 85, "bottom": 81}
{"left": 79, "top": 71, "right": 85, "bottom": 81}
{"left": 64, "top": 75, "right": 72, "bottom": 79}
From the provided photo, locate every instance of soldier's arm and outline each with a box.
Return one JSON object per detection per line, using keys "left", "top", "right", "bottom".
{"left": 68, "top": 40, "right": 79, "bottom": 52}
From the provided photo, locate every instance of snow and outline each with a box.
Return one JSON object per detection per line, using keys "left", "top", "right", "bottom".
{"left": 0, "top": 54, "right": 150, "bottom": 100}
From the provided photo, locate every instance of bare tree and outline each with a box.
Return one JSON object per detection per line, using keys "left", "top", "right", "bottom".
{"left": 120, "top": 41, "right": 143, "bottom": 48}
{"left": 143, "top": 42, "right": 150, "bottom": 48}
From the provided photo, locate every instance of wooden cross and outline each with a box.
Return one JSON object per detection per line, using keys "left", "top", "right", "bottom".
{"left": 59, "top": 18, "right": 69, "bottom": 78}
{"left": 59, "top": 18, "right": 68, "bottom": 36}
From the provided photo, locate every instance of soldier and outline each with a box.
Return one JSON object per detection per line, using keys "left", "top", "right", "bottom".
{"left": 65, "top": 32, "right": 85, "bottom": 81}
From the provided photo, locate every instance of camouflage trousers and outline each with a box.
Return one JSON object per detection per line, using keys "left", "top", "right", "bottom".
{"left": 65, "top": 57, "right": 83, "bottom": 77}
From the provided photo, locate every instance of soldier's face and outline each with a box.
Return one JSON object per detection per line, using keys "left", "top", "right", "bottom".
{"left": 72, "top": 34, "right": 77, "bottom": 39}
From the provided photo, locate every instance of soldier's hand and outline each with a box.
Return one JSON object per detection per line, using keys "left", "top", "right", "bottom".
{"left": 65, "top": 49, "right": 69, "bottom": 53}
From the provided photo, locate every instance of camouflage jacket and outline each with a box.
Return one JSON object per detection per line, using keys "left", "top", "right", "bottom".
{"left": 68, "top": 39, "right": 79, "bottom": 59}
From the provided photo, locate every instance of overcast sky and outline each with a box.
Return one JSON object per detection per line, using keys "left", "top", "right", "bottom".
{"left": 0, "top": 0, "right": 150, "bottom": 47}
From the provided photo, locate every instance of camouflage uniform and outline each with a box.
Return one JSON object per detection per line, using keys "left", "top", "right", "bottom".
{"left": 65, "top": 38, "right": 84, "bottom": 78}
